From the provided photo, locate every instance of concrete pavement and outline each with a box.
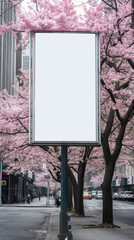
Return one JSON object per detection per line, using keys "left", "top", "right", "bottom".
{"left": 44, "top": 198, "right": 134, "bottom": 240}
{"left": 46, "top": 210, "right": 134, "bottom": 240}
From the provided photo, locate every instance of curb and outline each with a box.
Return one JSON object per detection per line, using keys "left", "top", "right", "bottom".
{"left": 45, "top": 213, "right": 53, "bottom": 240}
{"left": 45, "top": 211, "right": 60, "bottom": 240}
{"left": 0, "top": 205, "right": 56, "bottom": 208}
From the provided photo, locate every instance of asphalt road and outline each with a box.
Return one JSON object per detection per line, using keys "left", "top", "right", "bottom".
{"left": 84, "top": 198, "right": 134, "bottom": 226}
{"left": 113, "top": 201, "right": 134, "bottom": 226}
{"left": 0, "top": 207, "right": 52, "bottom": 240}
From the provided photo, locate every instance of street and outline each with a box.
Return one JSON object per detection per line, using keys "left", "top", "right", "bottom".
{"left": 84, "top": 198, "right": 134, "bottom": 226}
{"left": 0, "top": 206, "right": 54, "bottom": 240}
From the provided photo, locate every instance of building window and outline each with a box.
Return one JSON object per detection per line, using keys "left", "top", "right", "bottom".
{"left": 23, "top": 56, "right": 29, "bottom": 70}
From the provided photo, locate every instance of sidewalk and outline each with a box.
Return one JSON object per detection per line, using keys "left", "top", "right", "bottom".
{"left": 46, "top": 211, "right": 134, "bottom": 240}
{"left": 0, "top": 196, "right": 56, "bottom": 207}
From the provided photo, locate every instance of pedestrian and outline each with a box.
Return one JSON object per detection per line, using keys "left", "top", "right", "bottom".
{"left": 22, "top": 196, "right": 26, "bottom": 204}
{"left": 38, "top": 191, "right": 41, "bottom": 201}
{"left": 27, "top": 194, "right": 30, "bottom": 204}
{"left": 56, "top": 191, "right": 60, "bottom": 207}
{"left": 31, "top": 193, "right": 33, "bottom": 202}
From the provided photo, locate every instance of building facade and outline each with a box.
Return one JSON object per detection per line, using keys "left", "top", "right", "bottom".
{"left": 0, "top": 0, "right": 21, "bottom": 94}
{"left": 0, "top": 1, "right": 35, "bottom": 204}
{"left": 112, "top": 163, "right": 134, "bottom": 192}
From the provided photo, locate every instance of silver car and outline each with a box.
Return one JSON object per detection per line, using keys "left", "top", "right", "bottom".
{"left": 118, "top": 191, "right": 125, "bottom": 200}
{"left": 112, "top": 192, "right": 119, "bottom": 200}
{"left": 124, "top": 191, "right": 134, "bottom": 201}
{"left": 96, "top": 190, "right": 103, "bottom": 199}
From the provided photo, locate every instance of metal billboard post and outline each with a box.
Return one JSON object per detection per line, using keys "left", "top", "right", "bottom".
{"left": 59, "top": 145, "right": 68, "bottom": 240}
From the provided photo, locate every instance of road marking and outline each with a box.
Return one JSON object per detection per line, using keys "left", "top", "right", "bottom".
{"left": 119, "top": 203, "right": 128, "bottom": 206}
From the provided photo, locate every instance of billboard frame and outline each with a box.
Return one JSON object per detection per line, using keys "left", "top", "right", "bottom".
{"left": 29, "top": 31, "right": 101, "bottom": 146}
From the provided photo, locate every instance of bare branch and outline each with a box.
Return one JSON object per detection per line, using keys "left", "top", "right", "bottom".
{"left": 102, "top": 0, "right": 117, "bottom": 10}
{"left": 104, "top": 108, "right": 115, "bottom": 138}
{"left": 17, "top": 118, "right": 29, "bottom": 133}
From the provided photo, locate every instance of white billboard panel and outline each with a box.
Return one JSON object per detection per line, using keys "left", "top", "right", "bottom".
{"left": 29, "top": 32, "right": 100, "bottom": 146}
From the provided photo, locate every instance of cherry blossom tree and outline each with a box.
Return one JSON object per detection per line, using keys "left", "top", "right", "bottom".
{"left": 0, "top": 0, "right": 134, "bottom": 225}
{"left": 98, "top": 0, "right": 134, "bottom": 224}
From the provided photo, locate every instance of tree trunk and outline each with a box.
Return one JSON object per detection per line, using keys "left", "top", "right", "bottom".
{"left": 101, "top": 162, "right": 115, "bottom": 224}
{"left": 68, "top": 176, "right": 73, "bottom": 211}
{"left": 102, "top": 182, "right": 113, "bottom": 224}
{"left": 77, "top": 161, "right": 86, "bottom": 216}
{"left": 67, "top": 163, "right": 85, "bottom": 215}
{"left": 67, "top": 165, "right": 79, "bottom": 214}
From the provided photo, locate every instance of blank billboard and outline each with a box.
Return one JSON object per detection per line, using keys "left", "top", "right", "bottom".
{"left": 29, "top": 32, "right": 100, "bottom": 146}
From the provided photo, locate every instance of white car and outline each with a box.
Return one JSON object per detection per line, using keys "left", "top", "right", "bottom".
{"left": 96, "top": 190, "right": 103, "bottom": 199}
{"left": 124, "top": 191, "right": 134, "bottom": 201}
{"left": 112, "top": 192, "right": 119, "bottom": 200}
{"left": 118, "top": 191, "right": 125, "bottom": 200}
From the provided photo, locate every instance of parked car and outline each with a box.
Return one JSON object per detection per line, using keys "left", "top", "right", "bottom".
{"left": 118, "top": 191, "right": 125, "bottom": 200}
{"left": 83, "top": 191, "right": 92, "bottom": 199}
{"left": 96, "top": 190, "right": 103, "bottom": 199}
{"left": 112, "top": 192, "right": 119, "bottom": 200}
{"left": 124, "top": 191, "right": 134, "bottom": 201}
{"left": 92, "top": 190, "right": 97, "bottom": 198}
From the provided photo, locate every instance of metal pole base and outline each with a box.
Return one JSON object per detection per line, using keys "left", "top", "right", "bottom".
{"left": 57, "top": 233, "right": 67, "bottom": 240}
{"left": 58, "top": 213, "right": 73, "bottom": 240}
{"left": 59, "top": 210, "right": 68, "bottom": 236}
